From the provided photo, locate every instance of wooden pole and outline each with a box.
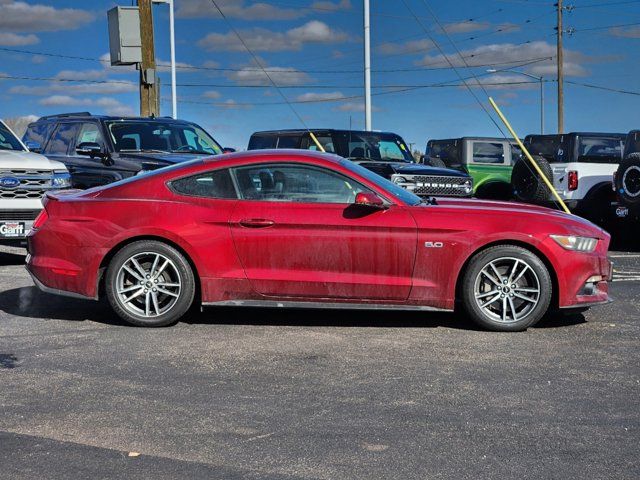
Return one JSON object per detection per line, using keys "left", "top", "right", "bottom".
{"left": 138, "top": 0, "right": 158, "bottom": 117}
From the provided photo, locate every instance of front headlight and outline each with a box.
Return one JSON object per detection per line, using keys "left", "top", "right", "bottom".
{"left": 550, "top": 235, "right": 598, "bottom": 252}
{"left": 393, "top": 176, "right": 407, "bottom": 184}
{"left": 52, "top": 171, "right": 71, "bottom": 188}
{"left": 462, "top": 179, "right": 473, "bottom": 195}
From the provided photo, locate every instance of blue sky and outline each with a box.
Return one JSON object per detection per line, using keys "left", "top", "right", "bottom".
{"left": 0, "top": 0, "right": 638, "bottom": 150}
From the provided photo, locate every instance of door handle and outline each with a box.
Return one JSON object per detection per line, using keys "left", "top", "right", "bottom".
{"left": 238, "top": 218, "right": 275, "bottom": 228}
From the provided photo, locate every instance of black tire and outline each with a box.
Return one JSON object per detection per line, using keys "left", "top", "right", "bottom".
{"left": 105, "top": 240, "right": 196, "bottom": 327}
{"left": 615, "top": 152, "right": 640, "bottom": 207}
{"left": 511, "top": 156, "right": 553, "bottom": 204}
{"left": 475, "top": 181, "right": 513, "bottom": 200}
{"left": 461, "top": 245, "right": 553, "bottom": 332}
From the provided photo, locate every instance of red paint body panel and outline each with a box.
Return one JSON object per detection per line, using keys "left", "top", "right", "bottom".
{"left": 26, "top": 150, "right": 612, "bottom": 311}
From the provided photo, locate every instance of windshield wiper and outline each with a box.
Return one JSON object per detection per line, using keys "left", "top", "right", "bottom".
{"left": 171, "top": 149, "right": 214, "bottom": 155}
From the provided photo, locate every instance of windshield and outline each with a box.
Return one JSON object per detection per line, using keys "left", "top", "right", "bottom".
{"left": 0, "top": 123, "right": 25, "bottom": 152}
{"left": 576, "top": 136, "right": 624, "bottom": 163}
{"left": 338, "top": 158, "right": 422, "bottom": 206}
{"left": 337, "top": 132, "right": 413, "bottom": 163}
{"left": 106, "top": 121, "right": 223, "bottom": 155}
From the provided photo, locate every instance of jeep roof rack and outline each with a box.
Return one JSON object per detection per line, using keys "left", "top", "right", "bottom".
{"left": 39, "top": 112, "right": 93, "bottom": 120}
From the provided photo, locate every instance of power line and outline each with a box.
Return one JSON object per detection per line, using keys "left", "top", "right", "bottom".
{"left": 566, "top": 21, "right": 640, "bottom": 33}
{"left": 570, "top": 0, "right": 640, "bottom": 9}
{"left": 566, "top": 80, "right": 640, "bottom": 96}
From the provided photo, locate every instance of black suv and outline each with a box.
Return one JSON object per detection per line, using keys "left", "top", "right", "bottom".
{"left": 23, "top": 112, "right": 225, "bottom": 188}
{"left": 248, "top": 129, "right": 473, "bottom": 197}
{"left": 613, "top": 130, "right": 640, "bottom": 219}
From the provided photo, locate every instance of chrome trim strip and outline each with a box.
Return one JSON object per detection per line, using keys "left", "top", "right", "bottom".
{"left": 203, "top": 299, "right": 452, "bottom": 312}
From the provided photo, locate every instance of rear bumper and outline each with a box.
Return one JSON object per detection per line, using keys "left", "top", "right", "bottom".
{"left": 27, "top": 262, "right": 95, "bottom": 300}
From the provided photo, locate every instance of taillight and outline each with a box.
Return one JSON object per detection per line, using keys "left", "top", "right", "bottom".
{"left": 32, "top": 210, "right": 48, "bottom": 229}
{"left": 568, "top": 171, "right": 578, "bottom": 191}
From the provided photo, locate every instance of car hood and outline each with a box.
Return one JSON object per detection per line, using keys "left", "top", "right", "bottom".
{"left": 0, "top": 149, "right": 67, "bottom": 171}
{"left": 115, "top": 151, "right": 215, "bottom": 165}
{"left": 433, "top": 197, "right": 607, "bottom": 237}
{"left": 355, "top": 161, "right": 469, "bottom": 178}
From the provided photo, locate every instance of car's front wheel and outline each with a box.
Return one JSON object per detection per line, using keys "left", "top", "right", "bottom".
{"left": 461, "top": 245, "right": 552, "bottom": 331}
{"left": 105, "top": 240, "right": 196, "bottom": 327}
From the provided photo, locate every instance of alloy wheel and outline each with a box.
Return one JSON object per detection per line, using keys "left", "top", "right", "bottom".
{"left": 115, "top": 252, "right": 182, "bottom": 318}
{"left": 473, "top": 257, "right": 541, "bottom": 324}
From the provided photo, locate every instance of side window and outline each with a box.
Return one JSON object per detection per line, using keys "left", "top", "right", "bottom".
{"left": 170, "top": 169, "right": 237, "bottom": 199}
{"left": 472, "top": 142, "right": 505, "bottom": 164}
{"left": 248, "top": 135, "right": 276, "bottom": 150}
{"left": 44, "top": 123, "right": 80, "bottom": 155}
{"left": 23, "top": 122, "right": 53, "bottom": 147}
{"left": 301, "top": 135, "right": 335, "bottom": 153}
{"left": 77, "top": 123, "right": 104, "bottom": 146}
{"left": 276, "top": 135, "right": 301, "bottom": 149}
{"left": 232, "top": 164, "right": 370, "bottom": 204}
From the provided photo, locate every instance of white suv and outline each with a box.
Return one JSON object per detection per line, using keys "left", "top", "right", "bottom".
{"left": 510, "top": 132, "right": 625, "bottom": 226}
{"left": 0, "top": 119, "right": 70, "bottom": 245}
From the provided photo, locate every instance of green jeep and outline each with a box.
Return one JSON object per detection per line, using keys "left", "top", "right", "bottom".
{"left": 424, "top": 137, "right": 522, "bottom": 199}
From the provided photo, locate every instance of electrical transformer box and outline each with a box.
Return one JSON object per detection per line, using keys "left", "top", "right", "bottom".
{"left": 107, "top": 6, "right": 142, "bottom": 66}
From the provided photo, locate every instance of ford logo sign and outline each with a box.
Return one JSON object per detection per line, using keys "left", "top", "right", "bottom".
{"left": 0, "top": 177, "right": 20, "bottom": 188}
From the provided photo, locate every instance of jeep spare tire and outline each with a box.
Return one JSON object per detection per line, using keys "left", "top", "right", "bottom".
{"left": 511, "top": 156, "right": 553, "bottom": 203}
{"left": 615, "top": 152, "right": 640, "bottom": 206}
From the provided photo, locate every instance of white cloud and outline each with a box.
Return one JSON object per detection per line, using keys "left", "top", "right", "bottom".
{"left": 202, "top": 60, "right": 221, "bottom": 68}
{"left": 378, "top": 39, "right": 433, "bottom": 56}
{"left": 38, "top": 95, "right": 134, "bottom": 116}
{"left": 0, "top": 32, "right": 38, "bottom": 46}
{"left": 442, "top": 21, "right": 489, "bottom": 34}
{"left": 416, "top": 41, "right": 592, "bottom": 77}
{"left": 0, "top": 1, "right": 94, "bottom": 33}
{"left": 176, "top": 0, "right": 303, "bottom": 20}
{"left": 334, "top": 101, "right": 379, "bottom": 112}
{"left": 475, "top": 74, "right": 539, "bottom": 90}
{"left": 203, "top": 90, "right": 222, "bottom": 99}
{"left": 198, "top": 20, "right": 350, "bottom": 52}
{"left": 218, "top": 99, "right": 251, "bottom": 110}
{"left": 225, "top": 59, "right": 311, "bottom": 86}
{"left": 54, "top": 69, "right": 106, "bottom": 81}
{"left": 610, "top": 26, "right": 640, "bottom": 38}
{"left": 311, "top": 0, "right": 351, "bottom": 11}
{"left": 10, "top": 80, "right": 137, "bottom": 96}
{"left": 296, "top": 91, "right": 345, "bottom": 102}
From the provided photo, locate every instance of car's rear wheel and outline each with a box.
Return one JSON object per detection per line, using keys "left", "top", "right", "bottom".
{"left": 105, "top": 240, "right": 195, "bottom": 327}
{"left": 461, "top": 245, "right": 552, "bottom": 331}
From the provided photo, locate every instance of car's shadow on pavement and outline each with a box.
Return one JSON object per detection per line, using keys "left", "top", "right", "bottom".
{"left": 0, "top": 250, "right": 27, "bottom": 266}
{"left": 0, "top": 286, "right": 587, "bottom": 331}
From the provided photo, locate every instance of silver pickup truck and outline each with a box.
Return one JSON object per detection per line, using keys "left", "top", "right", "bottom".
{"left": 0, "top": 119, "right": 70, "bottom": 246}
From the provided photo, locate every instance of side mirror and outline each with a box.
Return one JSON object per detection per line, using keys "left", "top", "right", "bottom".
{"left": 354, "top": 192, "right": 385, "bottom": 209}
{"left": 25, "top": 141, "right": 41, "bottom": 153}
{"left": 222, "top": 147, "right": 236, "bottom": 154}
{"left": 76, "top": 142, "right": 103, "bottom": 158}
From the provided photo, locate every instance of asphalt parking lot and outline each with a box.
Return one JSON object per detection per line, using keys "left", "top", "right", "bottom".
{"left": 1, "top": 245, "right": 638, "bottom": 480}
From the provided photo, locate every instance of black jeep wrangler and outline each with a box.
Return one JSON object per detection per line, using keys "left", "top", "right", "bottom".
{"left": 23, "top": 112, "right": 226, "bottom": 188}
{"left": 248, "top": 129, "right": 473, "bottom": 197}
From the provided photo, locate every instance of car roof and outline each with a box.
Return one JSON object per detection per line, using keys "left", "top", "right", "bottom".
{"left": 250, "top": 128, "right": 402, "bottom": 136}
{"left": 32, "top": 112, "right": 196, "bottom": 124}
{"left": 525, "top": 132, "right": 626, "bottom": 138}
{"left": 428, "top": 137, "right": 520, "bottom": 143}
{"left": 203, "top": 148, "right": 343, "bottom": 165}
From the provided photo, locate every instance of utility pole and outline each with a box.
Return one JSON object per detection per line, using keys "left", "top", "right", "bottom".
{"left": 138, "top": 0, "right": 158, "bottom": 117}
{"left": 556, "top": 0, "right": 564, "bottom": 133}
{"left": 363, "top": 0, "right": 372, "bottom": 131}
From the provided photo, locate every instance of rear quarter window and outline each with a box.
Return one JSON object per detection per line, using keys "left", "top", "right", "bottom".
{"left": 23, "top": 122, "right": 53, "bottom": 147}
{"left": 170, "top": 169, "right": 237, "bottom": 199}
{"left": 248, "top": 135, "right": 276, "bottom": 150}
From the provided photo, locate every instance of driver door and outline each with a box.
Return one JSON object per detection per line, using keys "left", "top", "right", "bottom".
{"left": 229, "top": 163, "right": 417, "bottom": 300}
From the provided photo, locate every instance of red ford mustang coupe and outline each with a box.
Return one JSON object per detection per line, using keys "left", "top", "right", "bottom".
{"left": 26, "top": 150, "right": 612, "bottom": 331}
